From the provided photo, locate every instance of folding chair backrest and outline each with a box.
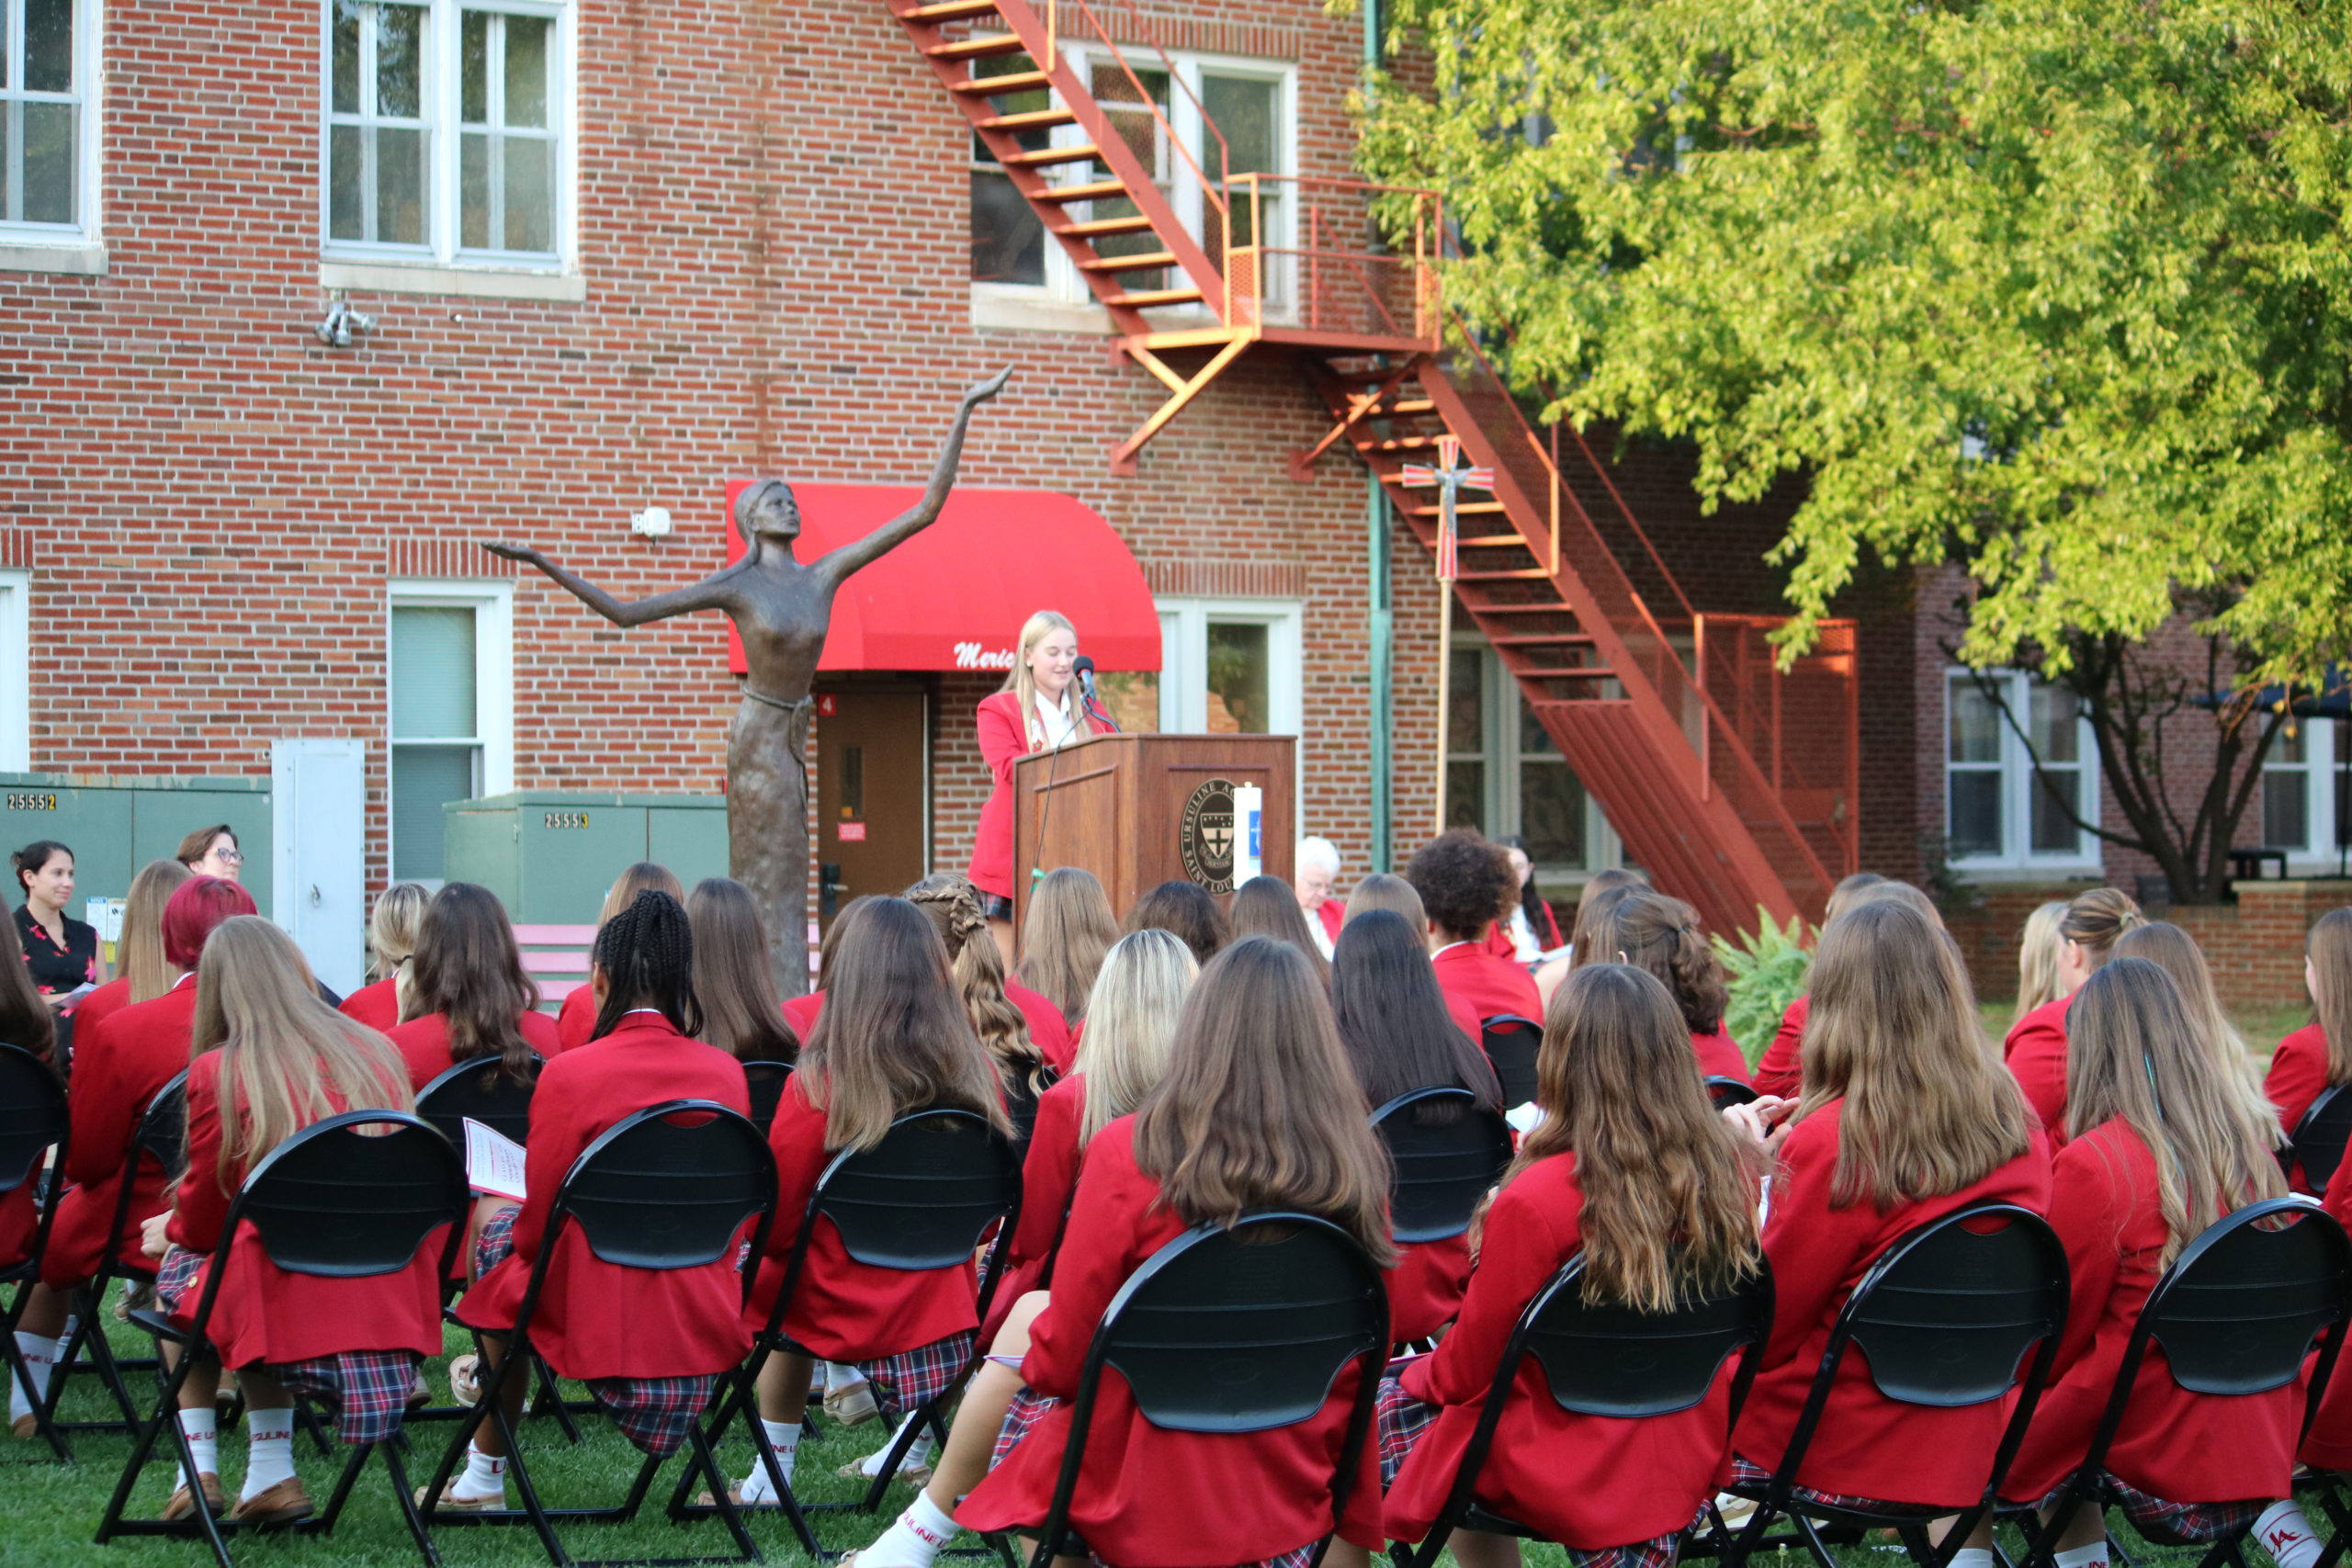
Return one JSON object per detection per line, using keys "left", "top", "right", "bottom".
{"left": 2144, "top": 1197, "right": 2352, "bottom": 1395}
{"left": 1520, "top": 1252, "right": 1774, "bottom": 1417}
{"left": 415, "top": 1054, "right": 540, "bottom": 1151}
{"left": 1372, "top": 1087, "right": 1513, "bottom": 1245}
{"left": 1706, "top": 1077, "right": 1759, "bottom": 1110}
{"left": 1839, "top": 1202, "right": 2068, "bottom": 1408}
{"left": 136, "top": 1071, "right": 189, "bottom": 1176}
{"left": 238, "top": 1112, "right": 469, "bottom": 1277}
{"left": 2294, "top": 1085, "right": 2352, "bottom": 1193}
{"left": 1479, "top": 1015, "right": 1543, "bottom": 1108}
{"left": 0, "top": 1043, "right": 62, "bottom": 1195}
{"left": 1094, "top": 1213, "right": 1387, "bottom": 1435}
{"left": 560, "top": 1100, "right": 775, "bottom": 1269}
{"left": 815, "top": 1107, "right": 1022, "bottom": 1269}
{"left": 741, "top": 1059, "right": 792, "bottom": 1138}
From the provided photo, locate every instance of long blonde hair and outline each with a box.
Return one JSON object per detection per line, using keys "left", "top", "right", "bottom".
{"left": 2308, "top": 908, "right": 2352, "bottom": 1086}
{"left": 1514, "top": 964, "right": 1761, "bottom": 1310}
{"left": 2113, "top": 922, "right": 2279, "bottom": 1145}
{"left": 368, "top": 882, "right": 430, "bottom": 984}
{"left": 191, "top": 917, "right": 413, "bottom": 1190}
{"left": 2068, "top": 956, "right": 2287, "bottom": 1265}
{"left": 1801, "top": 899, "right": 2032, "bottom": 1209}
{"left": 600, "top": 862, "right": 684, "bottom": 926}
{"left": 1000, "top": 610, "right": 1094, "bottom": 747}
{"left": 908, "top": 874, "right": 1052, "bottom": 1095}
{"left": 2014, "top": 900, "right": 2071, "bottom": 1023}
{"left": 2061, "top": 886, "right": 2143, "bottom": 975}
{"left": 1018, "top": 866, "right": 1119, "bottom": 1023}
{"left": 121, "top": 859, "right": 194, "bottom": 1004}
{"left": 1074, "top": 929, "right": 1196, "bottom": 1141}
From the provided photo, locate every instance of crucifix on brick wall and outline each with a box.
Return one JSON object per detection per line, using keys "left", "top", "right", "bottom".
{"left": 1399, "top": 434, "right": 1495, "bottom": 836}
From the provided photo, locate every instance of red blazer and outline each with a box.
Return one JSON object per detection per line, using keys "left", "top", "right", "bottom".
{"left": 41, "top": 978, "right": 199, "bottom": 1289}
{"left": 339, "top": 975, "right": 401, "bottom": 1032}
{"left": 777, "top": 983, "right": 1075, "bottom": 1076}
{"left": 554, "top": 983, "right": 597, "bottom": 1053}
{"left": 742, "top": 1074, "right": 984, "bottom": 1361}
{"left": 457, "top": 1016, "right": 754, "bottom": 1380}
{"left": 957, "top": 1118, "right": 1384, "bottom": 1564}
{"left": 1386, "top": 1152, "right": 1742, "bottom": 1547}
{"left": 2267, "top": 1023, "right": 2335, "bottom": 1190}
{"left": 1754, "top": 996, "right": 1808, "bottom": 1099}
{"left": 2005, "top": 995, "right": 2074, "bottom": 1145}
{"left": 2301, "top": 1148, "right": 2352, "bottom": 1469}
{"left": 166, "top": 1050, "right": 446, "bottom": 1369}
{"left": 388, "top": 1010, "right": 565, "bottom": 1092}
{"left": 1317, "top": 899, "right": 1344, "bottom": 947}
{"left": 2002, "top": 1120, "right": 2301, "bottom": 1504}
{"left": 967, "top": 689, "right": 1030, "bottom": 901}
{"left": 1692, "top": 1028, "right": 1752, "bottom": 1086}
{"left": 72, "top": 976, "right": 132, "bottom": 1053}
{"left": 1734, "top": 1098, "right": 2053, "bottom": 1507}
{"left": 1432, "top": 942, "right": 1542, "bottom": 1032}
{"left": 985, "top": 1072, "right": 1087, "bottom": 1343}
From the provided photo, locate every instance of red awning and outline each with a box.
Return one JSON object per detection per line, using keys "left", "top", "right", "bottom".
{"left": 723, "top": 482, "right": 1160, "bottom": 674}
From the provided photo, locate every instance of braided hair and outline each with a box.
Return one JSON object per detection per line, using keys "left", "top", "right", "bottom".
{"left": 589, "top": 889, "right": 703, "bottom": 1042}
{"left": 907, "top": 874, "right": 1053, "bottom": 1096}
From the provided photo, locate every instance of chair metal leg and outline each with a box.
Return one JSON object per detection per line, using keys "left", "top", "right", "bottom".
{"left": 380, "top": 1440, "right": 445, "bottom": 1568}
{"left": 307, "top": 1441, "right": 375, "bottom": 1531}
{"left": 96, "top": 1340, "right": 236, "bottom": 1568}
{"left": 687, "top": 1422, "right": 764, "bottom": 1564}
{"left": 1, "top": 1320, "right": 74, "bottom": 1461}
{"left": 490, "top": 1387, "right": 575, "bottom": 1568}
{"left": 531, "top": 1350, "right": 584, "bottom": 1445}
{"left": 294, "top": 1393, "right": 336, "bottom": 1456}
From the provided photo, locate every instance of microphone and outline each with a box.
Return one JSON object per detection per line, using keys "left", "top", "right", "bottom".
{"left": 1073, "top": 655, "right": 1119, "bottom": 731}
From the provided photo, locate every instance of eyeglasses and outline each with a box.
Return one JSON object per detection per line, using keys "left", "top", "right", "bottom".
{"left": 211, "top": 849, "right": 243, "bottom": 865}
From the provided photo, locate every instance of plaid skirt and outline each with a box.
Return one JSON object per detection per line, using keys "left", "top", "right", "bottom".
{"left": 1729, "top": 1455, "right": 1945, "bottom": 1520}
{"left": 585, "top": 1374, "right": 716, "bottom": 1459}
{"left": 153, "top": 1243, "right": 204, "bottom": 1312}
{"left": 860, "top": 1330, "right": 978, "bottom": 1424}
{"left": 474, "top": 1204, "right": 520, "bottom": 1279}
{"left": 2009, "top": 1474, "right": 2267, "bottom": 1546}
{"left": 275, "top": 1352, "right": 422, "bottom": 1447}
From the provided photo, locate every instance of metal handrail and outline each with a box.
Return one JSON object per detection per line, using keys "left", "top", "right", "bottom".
{"left": 1053, "top": 0, "right": 1228, "bottom": 220}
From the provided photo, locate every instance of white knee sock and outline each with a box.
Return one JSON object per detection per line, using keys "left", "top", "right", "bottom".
{"left": 2258, "top": 1501, "right": 2326, "bottom": 1568}
{"left": 452, "top": 1441, "right": 509, "bottom": 1503}
{"left": 2054, "top": 1543, "right": 2109, "bottom": 1568}
{"left": 240, "top": 1408, "right": 296, "bottom": 1499}
{"left": 857, "top": 1412, "right": 934, "bottom": 1477}
{"left": 736, "top": 1416, "right": 802, "bottom": 1503}
{"left": 1948, "top": 1550, "right": 1995, "bottom": 1568}
{"left": 174, "top": 1406, "right": 219, "bottom": 1491}
{"left": 9, "top": 1331, "right": 62, "bottom": 1421}
{"left": 856, "top": 1491, "right": 961, "bottom": 1568}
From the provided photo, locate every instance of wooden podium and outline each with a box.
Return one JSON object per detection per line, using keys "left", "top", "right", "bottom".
{"left": 1012, "top": 734, "right": 1296, "bottom": 936}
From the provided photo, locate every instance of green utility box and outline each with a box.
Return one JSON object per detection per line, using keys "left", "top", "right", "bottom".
{"left": 0, "top": 773, "right": 272, "bottom": 919}
{"left": 444, "top": 792, "right": 730, "bottom": 926}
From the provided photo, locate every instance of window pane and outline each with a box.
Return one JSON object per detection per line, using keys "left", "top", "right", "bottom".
{"left": 390, "top": 746, "right": 477, "bottom": 881}
{"left": 391, "top": 606, "right": 478, "bottom": 739}
{"left": 461, "top": 10, "right": 490, "bottom": 123}
{"left": 2267, "top": 768, "right": 2311, "bottom": 851}
{"left": 460, "top": 131, "right": 490, "bottom": 248}
{"left": 1445, "top": 762, "right": 1484, "bottom": 833}
{"left": 503, "top": 135, "right": 553, "bottom": 251}
{"left": 970, "top": 169, "right": 1045, "bottom": 286}
{"left": 2029, "top": 767, "right": 2082, "bottom": 854}
{"left": 1519, "top": 690, "right": 1556, "bottom": 755}
{"left": 1948, "top": 675, "right": 2000, "bottom": 763}
{"left": 329, "top": 123, "right": 365, "bottom": 238}
{"left": 971, "top": 53, "right": 1050, "bottom": 155}
{"left": 26, "top": 0, "right": 76, "bottom": 94}
{"left": 333, "top": 1, "right": 363, "bottom": 113}
{"left": 504, "top": 15, "right": 549, "bottom": 129}
{"left": 375, "top": 126, "right": 425, "bottom": 244}
{"left": 1201, "top": 73, "right": 1277, "bottom": 175}
{"left": 1520, "top": 761, "right": 1589, "bottom": 868}
{"left": 1949, "top": 770, "right": 2002, "bottom": 856}
{"left": 2030, "top": 683, "right": 2081, "bottom": 764}
{"left": 22, "top": 104, "right": 75, "bottom": 225}
{"left": 1204, "top": 621, "right": 1270, "bottom": 733}
{"left": 1092, "top": 670, "right": 1157, "bottom": 733}
{"left": 1447, "top": 647, "right": 1483, "bottom": 753}
{"left": 2274, "top": 725, "right": 2308, "bottom": 765}
{"left": 375, "top": 3, "right": 424, "bottom": 118}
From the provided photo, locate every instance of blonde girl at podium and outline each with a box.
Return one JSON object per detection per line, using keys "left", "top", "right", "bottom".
{"left": 968, "top": 611, "right": 1098, "bottom": 964}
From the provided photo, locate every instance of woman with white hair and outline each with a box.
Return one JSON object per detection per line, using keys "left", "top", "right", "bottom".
{"left": 1295, "top": 836, "right": 1343, "bottom": 958}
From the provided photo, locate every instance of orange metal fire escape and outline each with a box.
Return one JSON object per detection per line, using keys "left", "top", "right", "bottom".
{"left": 876, "top": 0, "right": 1859, "bottom": 931}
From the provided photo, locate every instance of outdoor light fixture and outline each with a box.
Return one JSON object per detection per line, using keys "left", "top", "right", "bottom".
{"left": 314, "top": 299, "right": 376, "bottom": 348}
{"left": 631, "top": 506, "right": 673, "bottom": 538}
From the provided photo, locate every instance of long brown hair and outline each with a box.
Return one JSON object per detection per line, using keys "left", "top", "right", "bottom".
{"left": 2060, "top": 886, "right": 2143, "bottom": 973}
{"left": 1800, "top": 899, "right": 2031, "bottom": 1209}
{"left": 191, "top": 917, "right": 412, "bottom": 1189}
{"left": 406, "top": 882, "right": 541, "bottom": 1078}
{"left": 1580, "top": 891, "right": 1729, "bottom": 1034}
{"left": 1131, "top": 936, "right": 1395, "bottom": 1266}
{"left": 2014, "top": 900, "right": 2071, "bottom": 1023}
{"left": 1567, "top": 872, "right": 1642, "bottom": 965}
{"left": 687, "top": 877, "right": 798, "bottom": 1063}
{"left": 1074, "top": 929, "right": 1196, "bottom": 1142}
{"left": 121, "top": 859, "right": 194, "bottom": 1004}
{"left": 796, "top": 897, "right": 1008, "bottom": 1152}
{"left": 908, "top": 874, "right": 1052, "bottom": 1096}
{"left": 1122, "top": 880, "right": 1228, "bottom": 966}
{"left": 1329, "top": 908, "right": 1499, "bottom": 1108}
{"left": 1514, "top": 964, "right": 1761, "bottom": 1309}
{"left": 2113, "top": 921, "right": 2278, "bottom": 1143}
{"left": 1017, "top": 867, "right": 1119, "bottom": 1023}
{"left": 2308, "top": 908, "right": 2352, "bottom": 1086}
{"left": 1342, "top": 873, "right": 1427, "bottom": 933}
{"left": 1229, "top": 874, "right": 1332, "bottom": 985}
{"left": 0, "top": 902, "right": 54, "bottom": 1060}
{"left": 600, "top": 862, "right": 684, "bottom": 926}
{"left": 2068, "top": 957, "right": 2287, "bottom": 1265}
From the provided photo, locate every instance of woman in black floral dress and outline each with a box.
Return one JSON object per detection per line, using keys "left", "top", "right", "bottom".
{"left": 13, "top": 840, "right": 97, "bottom": 1060}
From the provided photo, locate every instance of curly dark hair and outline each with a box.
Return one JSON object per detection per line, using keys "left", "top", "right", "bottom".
{"left": 1404, "top": 829, "right": 1514, "bottom": 943}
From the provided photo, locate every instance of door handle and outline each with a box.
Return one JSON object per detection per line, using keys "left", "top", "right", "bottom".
{"left": 820, "top": 862, "right": 844, "bottom": 919}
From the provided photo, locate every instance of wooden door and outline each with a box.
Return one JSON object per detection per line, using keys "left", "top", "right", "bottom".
{"left": 814, "top": 686, "right": 929, "bottom": 933}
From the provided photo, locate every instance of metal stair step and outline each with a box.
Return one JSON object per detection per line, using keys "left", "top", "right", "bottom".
{"left": 1001, "top": 143, "right": 1101, "bottom": 169}
{"left": 1052, "top": 214, "right": 1157, "bottom": 238}
{"left": 926, "top": 34, "right": 1026, "bottom": 60}
{"left": 1077, "top": 250, "right": 1178, "bottom": 274}
{"left": 952, "top": 69, "right": 1050, "bottom": 95}
{"left": 1101, "top": 287, "right": 1204, "bottom": 308}
{"left": 1460, "top": 601, "right": 1577, "bottom": 616}
{"left": 976, "top": 107, "right": 1076, "bottom": 132}
{"left": 903, "top": 0, "right": 1002, "bottom": 18}
{"left": 1488, "top": 633, "right": 1597, "bottom": 647}
{"left": 1453, "top": 568, "right": 1555, "bottom": 581}
{"left": 1031, "top": 179, "right": 1133, "bottom": 206}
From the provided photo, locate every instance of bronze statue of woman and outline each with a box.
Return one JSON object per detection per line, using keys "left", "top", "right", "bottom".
{"left": 484, "top": 367, "right": 1012, "bottom": 994}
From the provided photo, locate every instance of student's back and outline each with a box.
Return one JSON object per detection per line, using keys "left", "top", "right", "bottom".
{"left": 388, "top": 881, "right": 558, "bottom": 1091}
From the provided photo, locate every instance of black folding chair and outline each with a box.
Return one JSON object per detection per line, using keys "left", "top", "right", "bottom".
{"left": 93, "top": 1111, "right": 469, "bottom": 1568}
{"left": 1372, "top": 1088, "right": 1512, "bottom": 1246}
{"left": 681, "top": 1106, "right": 1023, "bottom": 1558}
{"left": 1706, "top": 1077, "right": 1760, "bottom": 1110}
{"left": 739, "top": 1060, "right": 792, "bottom": 1139}
{"left": 1397, "top": 1249, "right": 1775, "bottom": 1568}
{"left": 416, "top": 1100, "right": 778, "bottom": 1568}
{"left": 1023, "top": 1212, "right": 1390, "bottom": 1568}
{"left": 1479, "top": 1015, "right": 1543, "bottom": 1109}
{"left": 0, "top": 1043, "right": 69, "bottom": 1460}
{"left": 1709, "top": 1202, "right": 2070, "bottom": 1568}
{"left": 2290, "top": 1085, "right": 2352, "bottom": 1196}
{"left": 2023, "top": 1198, "right": 2352, "bottom": 1568}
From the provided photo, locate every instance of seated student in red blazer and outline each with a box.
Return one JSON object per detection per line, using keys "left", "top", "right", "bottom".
{"left": 725, "top": 896, "right": 1012, "bottom": 1507}
{"left": 685, "top": 876, "right": 801, "bottom": 1066}
{"left": 1733, "top": 897, "right": 2052, "bottom": 1512}
{"left": 2295, "top": 1076, "right": 2352, "bottom": 1551}
{"left": 137, "top": 916, "right": 435, "bottom": 1526}
{"left": 443, "top": 889, "right": 752, "bottom": 1512}
{"left": 1580, "top": 890, "right": 1753, "bottom": 1086}
{"left": 551, "top": 862, "right": 685, "bottom": 1053}
{"left": 2268, "top": 909, "right": 2352, "bottom": 1185}
{"left": 2006, "top": 887, "right": 2143, "bottom": 1147}
{"left": 1752, "top": 881, "right": 1952, "bottom": 1099}
{"left": 0, "top": 908, "right": 60, "bottom": 1439}
{"left": 1330, "top": 908, "right": 1505, "bottom": 1344}
{"left": 1369, "top": 963, "right": 1765, "bottom": 1566}
{"left": 340, "top": 882, "right": 428, "bottom": 1032}
{"left": 967, "top": 611, "right": 1098, "bottom": 959}
{"left": 1947, "top": 956, "right": 2305, "bottom": 1568}
{"left": 66, "top": 858, "right": 193, "bottom": 1074}
{"left": 386, "top": 882, "right": 560, "bottom": 1091}
{"left": 1409, "top": 830, "right": 1543, "bottom": 1034}
{"left": 13, "top": 876, "right": 252, "bottom": 1437}
{"left": 856, "top": 938, "right": 1390, "bottom": 1568}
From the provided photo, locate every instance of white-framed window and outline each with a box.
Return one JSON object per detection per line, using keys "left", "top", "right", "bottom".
{"left": 1154, "top": 597, "right": 1303, "bottom": 740}
{"left": 0, "top": 570, "right": 29, "bottom": 773}
{"left": 387, "top": 581, "right": 513, "bottom": 884}
{"left": 969, "top": 46, "right": 1295, "bottom": 312}
{"left": 1445, "top": 639, "right": 1619, "bottom": 877}
{"left": 2260, "top": 719, "right": 2346, "bottom": 867}
{"left": 0, "top": 0, "right": 98, "bottom": 249}
{"left": 322, "top": 0, "right": 571, "bottom": 272}
{"left": 1944, "top": 669, "right": 2102, "bottom": 872}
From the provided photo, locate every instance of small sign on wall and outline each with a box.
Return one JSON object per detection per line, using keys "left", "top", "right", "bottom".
{"left": 839, "top": 822, "right": 868, "bottom": 842}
